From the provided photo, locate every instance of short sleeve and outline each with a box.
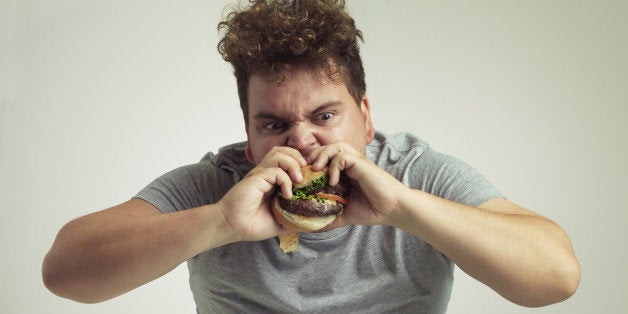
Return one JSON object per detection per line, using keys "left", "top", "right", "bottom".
{"left": 134, "top": 156, "right": 238, "bottom": 213}
{"left": 409, "top": 149, "right": 502, "bottom": 207}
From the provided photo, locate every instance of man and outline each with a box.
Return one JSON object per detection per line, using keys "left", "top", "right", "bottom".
{"left": 42, "top": 0, "right": 580, "bottom": 312}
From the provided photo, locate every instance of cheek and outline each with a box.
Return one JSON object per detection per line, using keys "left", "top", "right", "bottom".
{"left": 249, "top": 143, "right": 267, "bottom": 164}
{"left": 249, "top": 136, "right": 284, "bottom": 163}
{"left": 339, "top": 114, "right": 369, "bottom": 149}
{"left": 322, "top": 128, "right": 348, "bottom": 144}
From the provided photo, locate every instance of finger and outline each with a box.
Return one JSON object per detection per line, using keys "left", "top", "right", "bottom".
{"left": 256, "top": 167, "right": 293, "bottom": 198}
{"left": 310, "top": 143, "right": 345, "bottom": 171}
{"left": 327, "top": 146, "right": 363, "bottom": 186}
{"left": 306, "top": 146, "right": 323, "bottom": 168}
{"left": 327, "top": 152, "right": 350, "bottom": 186}
{"left": 276, "top": 157, "right": 304, "bottom": 184}
{"left": 313, "top": 142, "right": 362, "bottom": 171}
{"left": 263, "top": 147, "right": 307, "bottom": 183}
{"left": 269, "top": 146, "right": 307, "bottom": 167}
{"left": 274, "top": 170, "right": 294, "bottom": 199}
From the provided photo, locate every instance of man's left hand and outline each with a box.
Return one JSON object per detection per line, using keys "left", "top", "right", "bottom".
{"left": 308, "top": 142, "right": 407, "bottom": 228}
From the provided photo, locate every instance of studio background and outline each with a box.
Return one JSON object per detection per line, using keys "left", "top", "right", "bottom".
{"left": 1, "top": 0, "right": 626, "bottom": 313}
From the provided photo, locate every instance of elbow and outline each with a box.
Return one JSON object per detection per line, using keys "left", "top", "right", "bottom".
{"left": 42, "top": 252, "right": 106, "bottom": 304}
{"left": 42, "top": 255, "right": 71, "bottom": 301}
{"left": 43, "top": 271, "right": 105, "bottom": 304}
{"left": 42, "top": 220, "right": 107, "bottom": 304}
{"left": 42, "top": 249, "right": 66, "bottom": 297}
{"left": 541, "top": 239, "right": 582, "bottom": 306}
{"left": 522, "top": 223, "right": 582, "bottom": 307}
{"left": 521, "top": 275, "right": 580, "bottom": 308}
{"left": 511, "top": 256, "right": 581, "bottom": 307}
{"left": 548, "top": 257, "right": 581, "bottom": 305}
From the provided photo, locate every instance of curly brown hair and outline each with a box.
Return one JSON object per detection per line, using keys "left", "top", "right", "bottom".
{"left": 218, "top": 0, "right": 365, "bottom": 124}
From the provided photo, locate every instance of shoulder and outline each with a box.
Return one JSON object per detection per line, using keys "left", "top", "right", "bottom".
{"left": 367, "top": 131, "right": 431, "bottom": 155}
{"left": 366, "top": 130, "right": 432, "bottom": 170}
{"left": 366, "top": 131, "right": 501, "bottom": 204}
{"left": 199, "top": 141, "right": 255, "bottom": 179}
{"left": 366, "top": 130, "right": 472, "bottom": 171}
{"left": 135, "top": 141, "right": 254, "bottom": 212}
{"left": 161, "top": 141, "right": 253, "bottom": 184}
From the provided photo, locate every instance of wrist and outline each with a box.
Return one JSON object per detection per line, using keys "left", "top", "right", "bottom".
{"left": 190, "top": 203, "right": 241, "bottom": 253}
{"left": 385, "top": 186, "right": 425, "bottom": 231}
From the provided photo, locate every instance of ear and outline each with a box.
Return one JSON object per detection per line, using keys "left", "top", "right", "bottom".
{"left": 360, "top": 96, "right": 375, "bottom": 144}
{"left": 244, "top": 125, "right": 255, "bottom": 163}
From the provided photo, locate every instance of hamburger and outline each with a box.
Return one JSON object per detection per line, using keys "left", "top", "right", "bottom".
{"left": 271, "top": 165, "right": 351, "bottom": 253}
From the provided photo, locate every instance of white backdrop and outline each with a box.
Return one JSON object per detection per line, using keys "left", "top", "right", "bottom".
{"left": 1, "top": 0, "right": 627, "bottom": 313}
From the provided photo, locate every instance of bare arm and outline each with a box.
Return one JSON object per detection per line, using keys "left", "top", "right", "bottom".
{"left": 311, "top": 142, "right": 581, "bottom": 307}
{"left": 42, "top": 199, "right": 235, "bottom": 303}
{"left": 42, "top": 163, "right": 296, "bottom": 303}
{"left": 389, "top": 193, "right": 581, "bottom": 307}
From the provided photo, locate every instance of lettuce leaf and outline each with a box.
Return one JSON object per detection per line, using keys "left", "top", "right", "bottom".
{"left": 278, "top": 172, "right": 334, "bottom": 203}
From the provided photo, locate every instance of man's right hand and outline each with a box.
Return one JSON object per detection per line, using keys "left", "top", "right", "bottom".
{"left": 218, "top": 146, "right": 308, "bottom": 242}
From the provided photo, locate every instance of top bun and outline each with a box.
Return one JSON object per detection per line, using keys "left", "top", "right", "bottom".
{"left": 294, "top": 165, "right": 327, "bottom": 189}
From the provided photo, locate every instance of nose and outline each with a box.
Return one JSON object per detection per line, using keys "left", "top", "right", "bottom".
{"left": 286, "top": 123, "right": 318, "bottom": 156}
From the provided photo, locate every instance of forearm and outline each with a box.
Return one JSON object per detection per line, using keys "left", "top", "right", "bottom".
{"left": 387, "top": 189, "right": 580, "bottom": 307}
{"left": 42, "top": 199, "right": 236, "bottom": 303}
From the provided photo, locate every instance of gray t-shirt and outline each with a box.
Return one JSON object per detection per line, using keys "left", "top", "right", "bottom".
{"left": 135, "top": 131, "right": 501, "bottom": 313}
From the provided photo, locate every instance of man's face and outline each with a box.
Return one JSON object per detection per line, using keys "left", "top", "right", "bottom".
{"left": 245, "top": 68, "right": 374, "bottom": 165}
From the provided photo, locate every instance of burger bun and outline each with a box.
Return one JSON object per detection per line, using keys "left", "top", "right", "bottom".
{"left": 271, "top": 195, "right": 336, "bottom": 232}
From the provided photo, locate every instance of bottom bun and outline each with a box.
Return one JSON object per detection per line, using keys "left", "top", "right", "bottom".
{"left": 271, "top": 196, "right": 337, "bottom": 232}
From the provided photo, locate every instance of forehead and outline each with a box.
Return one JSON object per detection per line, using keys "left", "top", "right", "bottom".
{"left": 249, "top": 67, "right": 343, "bottom": 92}
{"left": 247, "top": 69, "right": 352, "bottom": 115}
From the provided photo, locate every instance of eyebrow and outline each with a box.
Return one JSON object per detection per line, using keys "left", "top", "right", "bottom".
{"left": 251, "top": 101, "right": 343, "bottom": 121}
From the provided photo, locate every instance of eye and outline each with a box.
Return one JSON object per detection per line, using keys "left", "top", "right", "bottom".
{"left": 263, "top": 121, "right": 285, "bottom": 133}
{"left": 316, "top": 112, "right": 335, "bottom": 122}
